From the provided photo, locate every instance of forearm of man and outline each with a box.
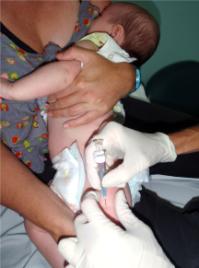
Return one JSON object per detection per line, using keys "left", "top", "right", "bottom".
{"left": 0, "top": 142, "right": 75, "bottom": 241}
{"left": 169, "top": 125, "right": 199, "bottom": 154}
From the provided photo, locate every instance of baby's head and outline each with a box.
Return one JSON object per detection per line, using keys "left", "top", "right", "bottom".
{"left": 89, "top": 2, "right": 160, "bottom": 65}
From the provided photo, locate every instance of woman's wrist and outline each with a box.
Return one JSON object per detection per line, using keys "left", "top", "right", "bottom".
{"left": 39, "top": 187, "right": 76, "bottom": 242}
{"left": 51, "top": 201, "right": 76, "bottom": 242}
{"left": 117, "top": 62, "right": 136, "bottom": 98}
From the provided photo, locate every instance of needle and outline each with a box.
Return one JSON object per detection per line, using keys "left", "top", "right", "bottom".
{"left": 93, "top": 139, "right": 107, "bottom": 204}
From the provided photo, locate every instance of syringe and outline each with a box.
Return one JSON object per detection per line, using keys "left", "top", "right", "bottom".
{"left": 93, "top": 138, "right": 107, "bottom": 200}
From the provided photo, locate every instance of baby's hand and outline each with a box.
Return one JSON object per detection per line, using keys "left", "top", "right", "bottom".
{"left": 0, "top": 75, "right": 12, "bottom": 100}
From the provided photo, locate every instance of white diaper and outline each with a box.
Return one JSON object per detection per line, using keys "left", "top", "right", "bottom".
{"left": 51, "top": 142, "right": 149, "bottom": 211}
{"left": 50, "top": 143, "right": 85, "bottom": 212}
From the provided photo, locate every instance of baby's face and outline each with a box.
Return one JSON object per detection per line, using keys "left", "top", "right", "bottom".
{"left": 88, "top": 5, "right": 114, "bottom": 34}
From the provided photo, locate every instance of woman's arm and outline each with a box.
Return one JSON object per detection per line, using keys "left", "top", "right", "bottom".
{"left": 0, "top": 142, "right": 75, "bottom": 242}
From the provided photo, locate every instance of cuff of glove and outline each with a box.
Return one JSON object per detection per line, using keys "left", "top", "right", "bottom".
{"left": 139, "top": 251, "right": 175, "bottom": 268}
{"left": 158, "top": 132, "right": 177, "bottom": 162}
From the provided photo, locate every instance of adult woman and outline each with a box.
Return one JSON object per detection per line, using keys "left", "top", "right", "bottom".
{"left": 0, "top": 1, "right": 136, "bottom": 266}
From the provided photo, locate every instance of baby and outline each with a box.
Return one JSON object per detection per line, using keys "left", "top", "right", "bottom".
{"left": 0, "top": 2, "right": 159, "bottom": 267}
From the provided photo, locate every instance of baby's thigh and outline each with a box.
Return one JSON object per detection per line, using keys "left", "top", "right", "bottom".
{"left": 98, "top": 185, "right": 132, "bottom": 223}
{"left": 48, "top": 113, "right": 110, "bottom": 158}
{"left": 24, "top": 220, "right": 65, "bottom": 268}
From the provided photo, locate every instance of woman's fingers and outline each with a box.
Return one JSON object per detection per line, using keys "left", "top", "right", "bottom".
{"left": 64, "top": 111, "right": 99, "bottom": 128}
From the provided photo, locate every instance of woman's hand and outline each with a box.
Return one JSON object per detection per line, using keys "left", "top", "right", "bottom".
{"left": 47, "top": 46, "right": 135, "bottom": 127}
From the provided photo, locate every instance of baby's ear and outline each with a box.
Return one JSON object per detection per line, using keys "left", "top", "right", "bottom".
{"left": 111, "top": 24, "right": 125, "bottom": 45}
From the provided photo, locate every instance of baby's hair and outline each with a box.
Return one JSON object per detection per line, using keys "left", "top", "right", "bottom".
{"left": 109, "top": 2, "right": 160, "bottom": 66}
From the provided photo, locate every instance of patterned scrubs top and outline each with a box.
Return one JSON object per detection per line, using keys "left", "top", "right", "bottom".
{"left": 0, "top": 1, "right": 98, "bottom": 173}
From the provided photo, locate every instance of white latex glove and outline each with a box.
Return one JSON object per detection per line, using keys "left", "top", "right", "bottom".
{"left": 85, "top": 121, "right": 177, "bottom": 189}
{"left": 58, "top": 190, "right": 174, "bottom": 268}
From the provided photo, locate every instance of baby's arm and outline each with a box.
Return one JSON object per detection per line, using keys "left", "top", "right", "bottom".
{"left": 0, "top": 36, "right": 101, "bottom": 101}
{"left": 0, "top": 60, "right": 81, "bottom": 101}
{"left": 0, "top": 77, "right": 12, "bottom": 99}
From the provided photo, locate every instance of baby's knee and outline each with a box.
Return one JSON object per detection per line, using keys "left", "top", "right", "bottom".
{"left": 98, "top": 185, "right": 132, "bottom": 222}
{"left": 24, "top": 219, "right": 47, "bottom": 239}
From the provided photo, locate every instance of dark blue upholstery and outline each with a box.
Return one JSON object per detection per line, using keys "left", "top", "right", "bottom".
{"left": 145, "top": 61, "right": 199, "bottom": 117}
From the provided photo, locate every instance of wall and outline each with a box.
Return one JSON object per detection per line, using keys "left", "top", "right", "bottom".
{"left": 121, "top": 0, "right": 199, "bottom": 84}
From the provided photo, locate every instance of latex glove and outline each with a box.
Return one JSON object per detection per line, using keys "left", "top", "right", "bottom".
{"left": 85, "top": 121, "right": 177, "bottom": 189}
{"left": 58, "top": 190, "right": 174, "bottom": 268}
{"left": 47, "top": 46, "right": 134, "bottom": 127}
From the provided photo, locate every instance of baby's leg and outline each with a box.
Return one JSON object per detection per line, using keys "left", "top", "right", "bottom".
{"left": 23, "top": 116, "right": 112, "bottom": 266}
{"left": 26, "top": 115, "right": 131, "bottom": 266}
{"left": 99, "top": 187, "right": 132, "bottom": 223}
{"left": 48, "top": 114, "right": 110, "bottom": 159}
{"left": 24, "top": 219, "right": 66, "bottom": 268}
{"left": 48, "top": 115, "right": 132, "bottom": 221}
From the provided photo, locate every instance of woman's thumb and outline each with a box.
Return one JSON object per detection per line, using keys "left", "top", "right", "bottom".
{"left": 56, "top": 46, "right": 90, "bottom": 62}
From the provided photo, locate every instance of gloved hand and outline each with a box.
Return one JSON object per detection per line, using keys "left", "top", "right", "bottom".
{"left": 58, "top": 190, "right": 174, "bottom": 268}
{"left": 85, "top": 121, "right": 177, "bottom": 188}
